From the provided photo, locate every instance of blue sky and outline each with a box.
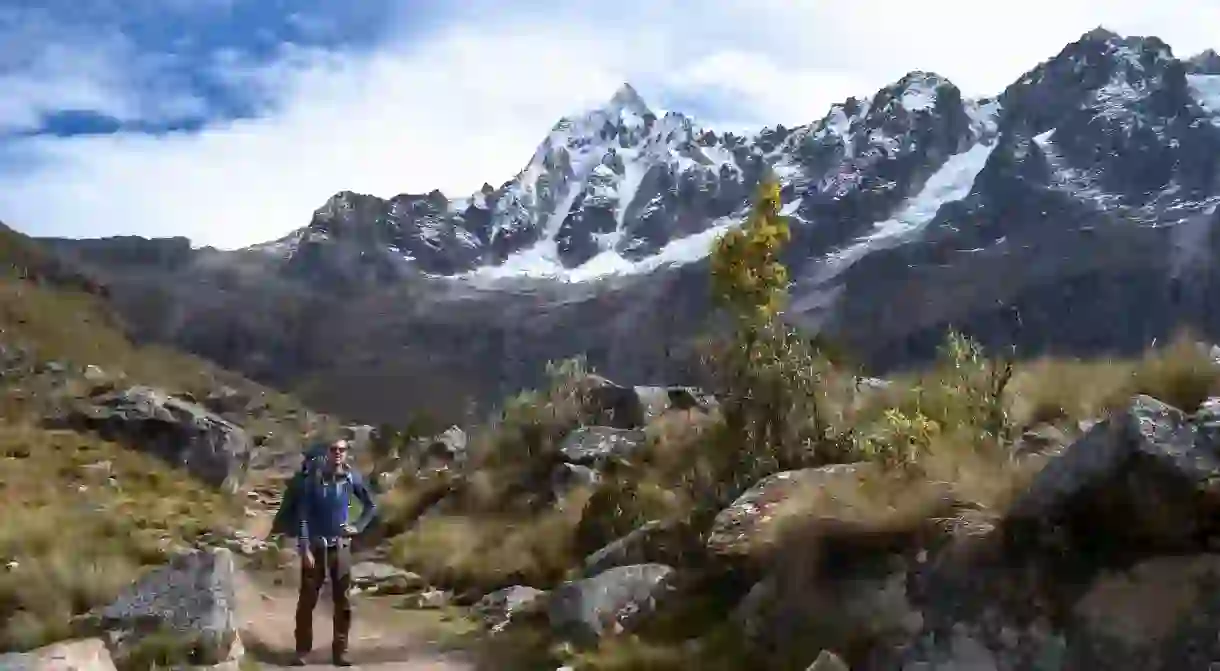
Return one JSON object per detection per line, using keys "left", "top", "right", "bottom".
{"left": 1, "top": 0, "right": 1217, "bottom": 248}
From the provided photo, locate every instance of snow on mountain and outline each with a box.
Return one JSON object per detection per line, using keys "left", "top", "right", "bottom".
{"left": 243, "top": 28, "right": 1220, "bottom": 299}
{"left": 1188, "top": 73, "right": 1220, "bottom": 119}
{"left": 811, "top": 139, "right": 998, "bottom": 286}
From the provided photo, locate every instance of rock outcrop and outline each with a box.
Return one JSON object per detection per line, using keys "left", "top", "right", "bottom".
{"left": 55, "top": 386, "right": 253, "bottom": 492}
{"left": 81, "top": 548, "right": 241, "bottom": 668}
{"left": 547, "top": 563, "right": 679, "bottom": 644}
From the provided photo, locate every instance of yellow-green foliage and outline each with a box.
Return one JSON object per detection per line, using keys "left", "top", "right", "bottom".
{"left": 853, "top": 330, "right": 1013, "bottom": 469}
{"left": 854, "top": 407, "right": 940, "bottom": 469}
{"left": 700, "top": 178, "right": 857, "bottom": 518}
{"left": 710, "top": 178, "right": 790, "bottom": 326}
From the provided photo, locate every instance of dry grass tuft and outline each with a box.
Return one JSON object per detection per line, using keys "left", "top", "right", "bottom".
{"left": 389, "top": 487, "right": 594, "bottom": 590}
{"left": 0, "top": 422, "right": 241, "bottom": 652}
{"left": 1009, "top": 332, "right": 1220, "bottom": 427}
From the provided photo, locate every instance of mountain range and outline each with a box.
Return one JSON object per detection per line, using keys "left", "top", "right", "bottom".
{"left": 29, "top": 27, "right": 1220, "bottom": 425}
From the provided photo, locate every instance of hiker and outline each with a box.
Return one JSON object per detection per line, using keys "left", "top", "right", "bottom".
{"left": 290, "top": 438, "right": 377, "bottom": 667}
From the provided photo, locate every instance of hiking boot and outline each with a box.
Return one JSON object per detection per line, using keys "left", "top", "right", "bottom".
{"left": 332, "top": 651, "right": 352, "bottom": 667}
{"left": 287, "top": 652, "right": 307, "bottom": 667}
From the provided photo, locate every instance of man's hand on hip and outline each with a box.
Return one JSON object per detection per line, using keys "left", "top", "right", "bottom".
{"left": 300, "top": 548, "right": 315, "bottom": 569}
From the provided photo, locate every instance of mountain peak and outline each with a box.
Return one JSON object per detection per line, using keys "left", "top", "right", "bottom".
{"left": 609, "top": 82, "right": 643, "bottom": 104}
{"left": 1188, "top": 48, "right": 1220, "bottom": 74}
{"left": 606, "top": 81, "right": 652, "bottom": 119}
{"left": 1080, "top": 26, "right": 1120, "bottom": 43}
{"left": 876, "top": 71, "right": 954, "bottom": 114}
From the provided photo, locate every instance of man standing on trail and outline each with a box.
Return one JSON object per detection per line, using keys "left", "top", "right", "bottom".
{"left": 292, "top": 438, "right": 377, "bottom": 667}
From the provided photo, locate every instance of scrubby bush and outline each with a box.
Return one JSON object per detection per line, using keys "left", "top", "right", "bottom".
{"left": 696, "top": 177, "right": 855, "bottom": 522}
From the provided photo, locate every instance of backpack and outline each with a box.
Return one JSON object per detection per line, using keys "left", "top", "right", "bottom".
{"left": 268, "top": 443, "right": 332, "bottom": 538}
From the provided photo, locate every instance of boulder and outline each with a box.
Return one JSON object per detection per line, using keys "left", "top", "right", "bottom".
{"left": 0, "top": 638, "right": 117, "bottom": 671}
{"left": 410, "top": 425, "right": 468, "bottom": 469}
{"left": 559, "top": 426, "right": 648, "bottom": 467}
{"left": 1007, "top": 394, "right": 1220, "bottom": 552}
{"left": 707, "top": 462, "right": 938, "bottom": 565}
{"left": 57, "top": 386, "right": 252, "bottom": 492}
{"left": 892, "top": 396, "right": 1220, "bottom": 671}
{"left": 548, "top": 563, "right": 678, "bottom": 644}
{"left": 85, "top": 548, "right": 240, "bottom": 668}
{"left": 734, "top": 551, "right": 922, "bottom": 668}
{"left": 584, "top": 378, "right": 716, "bottom": 429}
{"left": 1066, "top": 554, "right": 1220, "bottom": 670}
{"left": 473, "top": 586, "right": 548, "bottom": 634}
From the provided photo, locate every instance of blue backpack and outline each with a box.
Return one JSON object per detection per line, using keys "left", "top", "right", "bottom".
{"left": 269, "top": 443, "right": 330, "bottom": 538}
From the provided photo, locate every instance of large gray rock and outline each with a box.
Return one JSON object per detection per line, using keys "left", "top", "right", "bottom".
{"left": 1007, "top": 394, "right": 1220, "bottom": 551}
{"left": 85, "top": 548, "right": 240, "bottom": 668}
{"left": 60, "top": 386, "right": 252, "bottom": 492}
{"left": 1065, "top": 554, "right": 1220, "bottom": 670}
{"left": 409, "top": 425, "right": 468, "bottom": 469}
{"left": 735, "top": 552, "right": 922, "bottom": 669}
{"left": 0, "top": 638, "right": 117, "bottom": 671}
{"left": 547, "top": 563, "right": 678, "bottom": 644}
{"left": 473, "top": 585, "right": 548, "bottom": 634}
{"left": 891, "top": 396, "right": 1220, "bottom": 671}
{"left": 706, "top": 463, "right": 898, "bottom": 564}
{"left": 584, "top": 379, "right": 716, "bottom": 429}
{"left": 559, "top": 426, "right": 648, "bottom": 467}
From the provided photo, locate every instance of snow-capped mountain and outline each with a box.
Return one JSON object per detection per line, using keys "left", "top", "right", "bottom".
{"left": 246, "top": 69, "right": 1004, "bottom": 289}
{"left": 36, "top": 28, "right": 1220, "bottom": 425}
{"left": 246, "top": 81, "right": 769, "bottom": 284}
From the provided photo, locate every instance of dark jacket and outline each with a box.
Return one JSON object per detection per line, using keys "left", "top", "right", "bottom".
{"left": 296, "top": 464, "right": 376, "bottom": 553}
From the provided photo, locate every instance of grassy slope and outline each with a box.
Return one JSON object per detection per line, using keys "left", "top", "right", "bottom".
{"left": 0, "top": 223, "right": 328, "bottom": 652}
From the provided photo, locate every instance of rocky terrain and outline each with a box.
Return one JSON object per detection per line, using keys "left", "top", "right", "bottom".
{"left": 14, "top": 189, "right": 1220, "bottom": 670}
{"left": 30, "top": 28, "right": 1220, "bottom": 426}
{"left": 298, "top": 334, "right": 1220, "bottom": 671}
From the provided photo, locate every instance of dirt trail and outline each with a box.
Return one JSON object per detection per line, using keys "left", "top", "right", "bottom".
{"left": 235, "top": 491, "right": 480, "bottom": 671}
{"left": 234, "top": 569, "right": 478, "bottom": 670}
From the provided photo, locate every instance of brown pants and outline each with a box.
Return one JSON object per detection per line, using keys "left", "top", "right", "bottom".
{"left": 294, "top": 540, "right": 353, "bottom": 656}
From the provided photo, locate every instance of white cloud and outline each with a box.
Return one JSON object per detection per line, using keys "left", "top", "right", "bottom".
{"left": 0, "top": 0, "right": 1217, "bottom": 248}
{"left": 0, "top": 7, "right": 209, "bottom": 133}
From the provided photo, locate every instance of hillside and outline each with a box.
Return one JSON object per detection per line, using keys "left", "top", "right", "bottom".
{"left": 0, "top": 222, "right": 345, "bottom": 654}
{"left": 31, "top": 29, "right": 1220, "bottom": 428}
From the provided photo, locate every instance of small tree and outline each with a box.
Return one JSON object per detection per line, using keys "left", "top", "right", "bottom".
{"left": 695, "top": 177, "right": 840, "bottom": 517}
{"left": 710, "top": 178, "right": 790, "bottom": 329}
